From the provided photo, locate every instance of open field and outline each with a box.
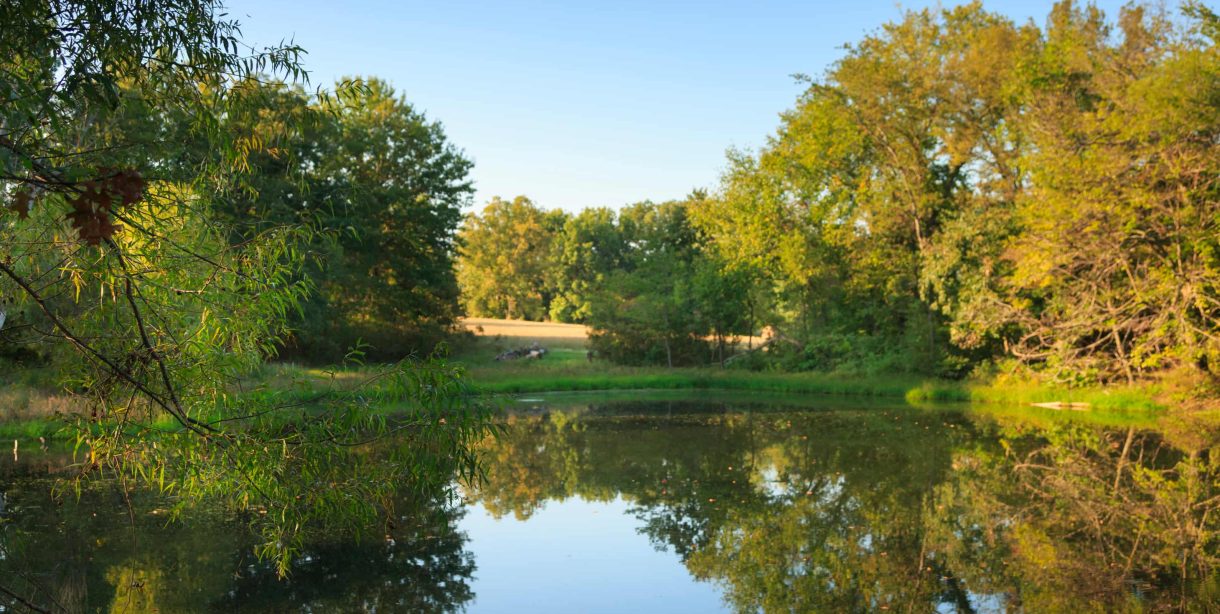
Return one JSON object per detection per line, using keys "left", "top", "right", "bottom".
{"left": 0, "top": 318, "right": 1173, "bottom": 443}
{"left": 450, "top": 318, "right": 1165, "bottom": 413}
{"left": 459, "top": 317, "right": 589, "bottom": 349}
{"left": 458, "top": 317, "right": 766, "bottom": 352}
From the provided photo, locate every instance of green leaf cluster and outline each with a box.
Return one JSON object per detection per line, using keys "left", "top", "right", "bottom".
{"left": 0, "top": 0, "right": 492, "bottom": 577}
{"left": 694, "top": 1, "right": 1220, "bottom": 383}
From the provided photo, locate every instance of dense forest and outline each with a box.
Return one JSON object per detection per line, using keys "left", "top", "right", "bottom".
{"left": 458, "top": 1, "right": 1220, "bottom": 385}
{"left": 8, "top": 1, "right": 1214, "bottom": 383}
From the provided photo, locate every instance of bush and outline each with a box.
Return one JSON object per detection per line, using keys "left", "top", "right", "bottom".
{"left": 588, "top": 329, "right": 711, "bottom": 367}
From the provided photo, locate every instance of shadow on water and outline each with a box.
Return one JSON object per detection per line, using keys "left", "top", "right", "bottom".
{"left": 3, "top": 395, "right": 1220, "bottom": 611}
{"left": 0, "top": 457, "right": 474, "bottom": 613}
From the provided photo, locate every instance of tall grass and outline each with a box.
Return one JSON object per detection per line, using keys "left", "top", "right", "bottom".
{"left": 470, "top": 369, "right": 930, "bottom": 397}
{"left": 0, "top": 366, "right": 86, "bottom": 422}
{"left": 466, "top": 352, "right": 1163, "bottom": 413}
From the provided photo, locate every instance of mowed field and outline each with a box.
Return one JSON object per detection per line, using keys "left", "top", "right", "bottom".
{"left": 459, "top": 317, "right": 590, "bottom": 351}
{"left": 459, "top": 317, "right": 770, "bottom": 354}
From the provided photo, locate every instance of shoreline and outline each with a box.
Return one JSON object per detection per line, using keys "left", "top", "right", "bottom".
{"left": 0, "top": 362, "right": 1173, "bottom": 443}
{"left": 467, "top": 367, "right": 1163, "bottom": 412}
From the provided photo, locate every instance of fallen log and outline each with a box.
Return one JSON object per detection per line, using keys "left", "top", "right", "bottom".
{"left": 1030, "top": 401, "right": 1091, "bottom": 411}
{"left": 495, "top": 344, "right": 548, "bottom": 361}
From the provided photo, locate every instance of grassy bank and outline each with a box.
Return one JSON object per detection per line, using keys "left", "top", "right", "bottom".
{"left": 0, "top": 362, "right": 451, "bottom": 443}
{"left": 471, "top": 363, "right": 926, "bottom": 397}
{"left": 904, "top": 379, "right": 1163, "bottom": 412}
{"left": 467, "top": 362, "right": 1162, "bottom": 411}
{"left": 453, "top": 322, "right": 1163, "bottom": 412}
{"left": 0, "top": 319, "right": 1176, "bottom": 442}
{"left": 0, "top": 362, "right": 1170, "bottom": 444}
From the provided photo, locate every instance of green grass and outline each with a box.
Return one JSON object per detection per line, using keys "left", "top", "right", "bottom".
{"left": 469, "top": 365, "right": 1160, "bottom": 411}
{"left": 903, "top": 379, "right": 1162, "bottom": 412}
{"left": 0, "top": 336, "right": 1171, "bottom": 445}
{"left": 0, "top": 418, "right": 69, "bottom": 441}
{"left": 455, "top": 336, "right": 1164, "bottom": 414}
{"left": 469, "top": 365, "right": 927, "bottom": 397}
{"left": 0, "top": 361, "right": 425, "bottom": 443}
{"left": 457, "top": 335, "right": 926, "bottom": 396}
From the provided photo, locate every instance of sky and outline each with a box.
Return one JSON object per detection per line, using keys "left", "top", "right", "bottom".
{"left": 224, "top": 0, "right": 1136, "bottom": 212}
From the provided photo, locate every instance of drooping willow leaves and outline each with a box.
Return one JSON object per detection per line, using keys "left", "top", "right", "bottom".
{"left": 0, "top": 0, "right": 494, "bottom": 580}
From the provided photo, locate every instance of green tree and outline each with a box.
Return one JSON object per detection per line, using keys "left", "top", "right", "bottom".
{"left": 586, "top": 199, "right": 746, "bottom": 366}
{"left": 455, "top": 196, "right": 567, "bottom": 320}
{"left": 995, "top": 2, "right": 1220, "bottom": 383}
{"left": 212, "top": 77, "right": 474, "bottom": 360}
{"left": 590, "top": 253, "right": 706, "bottom": 366}
{"left": 547, "top": 207, "right": 627, "bottom": 323}
{"left": 0, "top": 0, "right": 492, "bottom": 593}
{"left": 691, "top": 256, "right": 756, "bottom": 363}
{"left": 696, "top": 1, "right": 1219, "bottom": 382}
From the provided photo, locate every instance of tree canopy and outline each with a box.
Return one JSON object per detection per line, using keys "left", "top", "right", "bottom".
{"left": 212, "top": 77, "right": 473, "bottom": 361}
{"left": 690, "top": 0, "right": 1220, "bottom": 382}
{"left": 0, "top": 0, "right": 491, "bottom": 576}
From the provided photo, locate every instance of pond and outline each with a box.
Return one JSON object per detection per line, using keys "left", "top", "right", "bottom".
{"left": 2, "top": 393, "right": 1219, "bottom": 612}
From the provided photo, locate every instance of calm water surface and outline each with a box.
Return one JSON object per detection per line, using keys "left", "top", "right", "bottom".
{"left": 2, "top": 394, "right": 1218, "bottom": 612}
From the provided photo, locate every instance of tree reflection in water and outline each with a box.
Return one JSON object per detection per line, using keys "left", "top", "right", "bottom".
{"left": 0, "top": 457, "right": 475, "bottom": 613}
{"left": 4, "top": 400, "right": 1220, "bottom": 612}
{"left": 468, "top": 400, "right": 1220, "bottom": 611}
{"left": 929, "top": 419, "right": 1220, "bottom": 611}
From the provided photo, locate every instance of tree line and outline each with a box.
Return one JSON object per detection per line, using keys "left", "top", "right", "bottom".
{"left": 458, "top": 1, "right": 1220, "bottom": 384}
{"left": 456, "top": 194, "right": 756, "bottom": 366}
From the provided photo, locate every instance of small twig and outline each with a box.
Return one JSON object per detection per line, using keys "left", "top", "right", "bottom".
{"left": 0, "top": 259, "right": 201, "bottom": 435}
{"left": 105, "top": 239, "right": 216, "bottom": 435}
{"left": 0, "top": 583, "right": 51, "bottom": 614}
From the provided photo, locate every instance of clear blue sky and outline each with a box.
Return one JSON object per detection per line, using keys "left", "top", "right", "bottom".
{"left": 225, "top": 0, "right": 1136, "bottom": 212}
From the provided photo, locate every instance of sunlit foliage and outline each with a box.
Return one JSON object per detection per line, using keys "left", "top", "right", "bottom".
{"left": 0, "top": 0, "right": 492, "bottom": 584}
{"left": 694, "top": 1, "right": 1220, "bottom": 383}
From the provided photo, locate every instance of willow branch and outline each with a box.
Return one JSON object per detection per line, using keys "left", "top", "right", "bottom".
{"left": 0, "top": 258, "right": 205, "bottom": 435}
{"left": 105, "top": 239, "right": 216, "bottom": 434}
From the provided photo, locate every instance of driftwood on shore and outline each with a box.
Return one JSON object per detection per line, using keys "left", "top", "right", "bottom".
{"left": 1030, "top": 401, "right": 1091, "bottom": 411}
{"left": 495, "top": 343, "right": 548, "bottom": 361}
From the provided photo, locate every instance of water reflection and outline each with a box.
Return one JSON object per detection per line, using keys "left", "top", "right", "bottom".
{"left": 926, "top": 420, "right": 1220, "bottom": 611}
{"left": 0, "top": 457, "right": 474, "bottom": 612}
{"left": 468, "top": 400, "right": 1220, "bottom": 611}
{"left": 3, "top": 399, "right": 1220, "bottom": 611}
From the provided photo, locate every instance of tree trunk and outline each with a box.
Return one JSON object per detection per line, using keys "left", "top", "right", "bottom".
{"left": 1113, "top": 425, "right": 1136, "bottom": 494}
{"left": 1111, "top": 326, "right": 1135, "bottom": 385}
